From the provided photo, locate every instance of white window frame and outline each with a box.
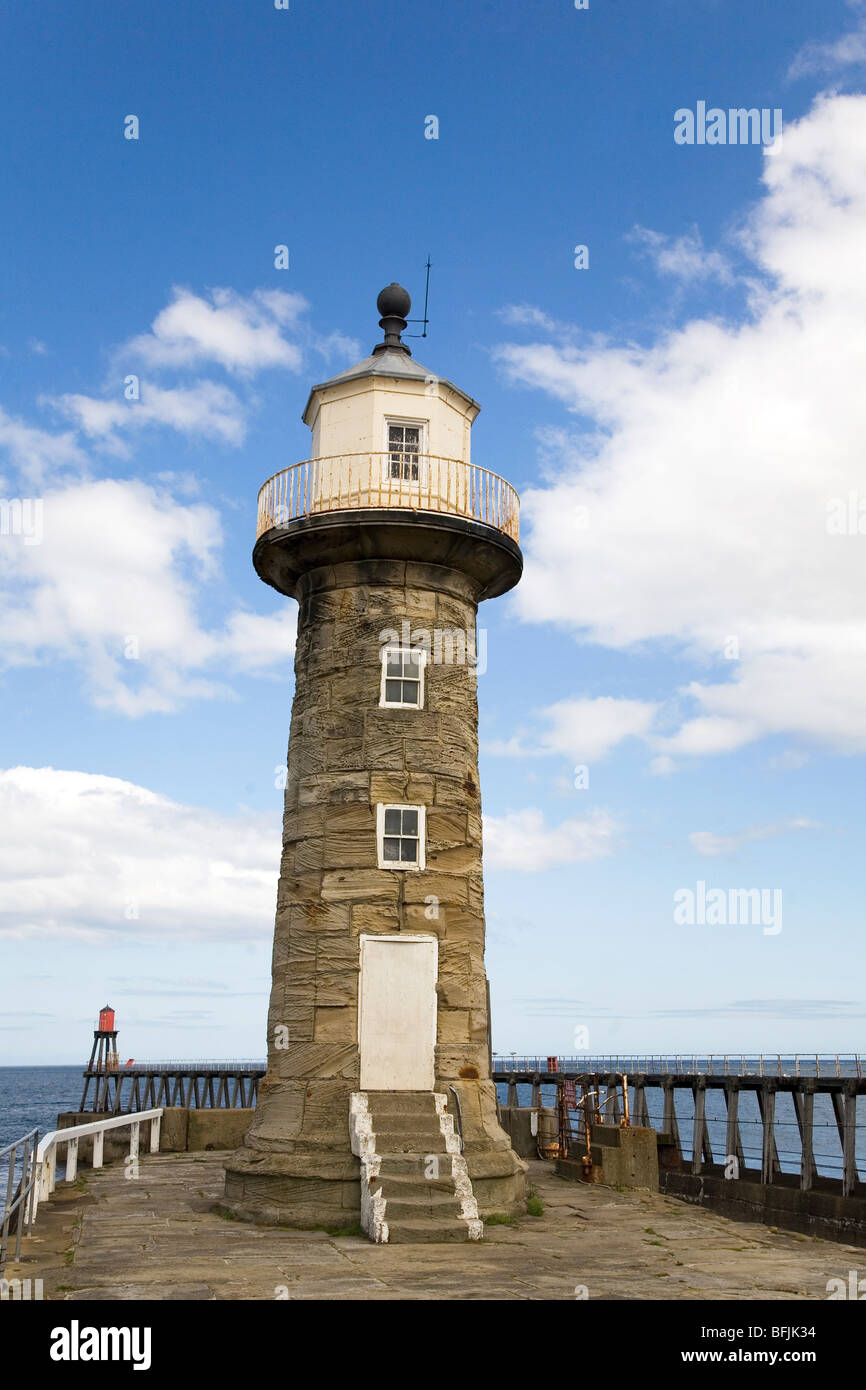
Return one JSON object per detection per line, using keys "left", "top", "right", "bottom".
{"left": 379, "top": 645, "right": 427, "bottom": 709}
{"left": 376, "top": 803, "right": 426, "bottom": 871}
{"left": 383, "top": 417, "right": 428, "bottom": 487}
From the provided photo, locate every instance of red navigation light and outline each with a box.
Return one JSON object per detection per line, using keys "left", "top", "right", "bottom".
{"left": 98, "top": 1005, "right": 115, "bottom": 1032}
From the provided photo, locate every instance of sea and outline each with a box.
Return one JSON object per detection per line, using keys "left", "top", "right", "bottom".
{"left": 0, "top": 1066, "right": 83, "bottom": 1153}
{"left": 1, "top": 1062, "right": 862, "bottom": 1183}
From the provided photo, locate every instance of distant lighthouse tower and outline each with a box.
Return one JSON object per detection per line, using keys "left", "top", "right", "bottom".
{"left": 80, "top": 1005, "right": 119, "bottom": 1112}
{"left": 223, "top": 284, "right": 526, "bottom": 1239}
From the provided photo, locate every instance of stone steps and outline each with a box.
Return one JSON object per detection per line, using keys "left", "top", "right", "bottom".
{"left": 384, "top": 1217, "right": 478, "bottom": 1244}
{"left": 373, "top": 1128, "right": 448, "bottom": 1153}
{"left": 349, "top": 1090, "right": 483, "bottom": 1244}
{"left": 380, "top": 1193, "right": 465, "bottom": 1218}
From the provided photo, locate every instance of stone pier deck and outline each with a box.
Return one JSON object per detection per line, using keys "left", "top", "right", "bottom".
{"left": 12, "top": 1153, "right": 857, "bottom": 1301}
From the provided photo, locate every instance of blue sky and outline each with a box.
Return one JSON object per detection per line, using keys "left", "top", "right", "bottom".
{"left": 2, "top": 0, "right": 866, "bottom": 1063}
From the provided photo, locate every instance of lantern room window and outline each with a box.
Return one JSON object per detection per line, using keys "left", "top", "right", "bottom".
{"left": 385, "top": 419, "right": 426, "bottom": 483}
{"left": 380, "top": 646, "right": 426, "bottom": 708}
{"left": 377, "top": 804, "right": 426, "bottom": 870}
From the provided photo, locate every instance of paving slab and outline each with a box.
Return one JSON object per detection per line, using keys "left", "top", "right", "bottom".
{"left": 7, "top": 1151, "right": 860, "bottom": 1301}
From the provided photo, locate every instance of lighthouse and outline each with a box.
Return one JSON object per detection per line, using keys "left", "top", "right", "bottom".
{"left": 223, "top": 284, "right": 526, "bottom": 1240}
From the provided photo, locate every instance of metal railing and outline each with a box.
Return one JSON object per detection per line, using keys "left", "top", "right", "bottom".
{"left": 256, "top": 453, "right": 520, "bottom": 544}
{"left": 31, "top": 1109, "right": 163, "bottom": 1222}
{"left": 1, "top": 1129, "right": 39, "bottom": 1275}
{"left": 87, "top": 1059, "right": 265, "bottom": 1073}
{"left": 493, "top": 1054, "right": 864, "bottom": 1079}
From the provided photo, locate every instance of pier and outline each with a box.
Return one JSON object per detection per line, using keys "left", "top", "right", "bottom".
{"left": 8, "top": 1150, "right": 859, "bottom": 1302}
{"left": 50, "top": 1051, "right": 866, "bottom": 1250}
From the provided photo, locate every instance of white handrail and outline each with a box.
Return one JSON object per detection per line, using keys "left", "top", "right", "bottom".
{"left": 31, "top": 1109, "right": 163, "bottom": 1220}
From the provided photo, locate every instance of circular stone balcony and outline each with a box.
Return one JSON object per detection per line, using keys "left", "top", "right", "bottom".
{"left": 253, "top": 453, "right": 522, "bottom": 602}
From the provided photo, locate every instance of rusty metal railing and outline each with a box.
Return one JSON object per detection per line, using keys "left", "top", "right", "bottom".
{"left": 256, "top": 453, "right": 520, "bottom": 544}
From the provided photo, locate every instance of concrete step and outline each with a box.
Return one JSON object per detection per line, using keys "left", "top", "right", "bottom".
{"left": 376, "top": 1152, "right": 455, "bottom": 1176}
{"left": 373, "top": 1170, "right": 457, "bottom": 1196}
{"left": 385, "top": 1217, "right": 477, "bottom": 1244}
{"left": 372, "top": 1128, "right": 447, "bottom": 1153}
{"left": 365, "top": 1092, "right": 441, "bottom": 1118}
{"left": 378, "top": 1193, "right": 465, "bottom": 1219}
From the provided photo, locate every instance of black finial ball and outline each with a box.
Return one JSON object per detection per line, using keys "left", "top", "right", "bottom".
{"left": 377, "top": 282, "right": 411, "bottom": 319}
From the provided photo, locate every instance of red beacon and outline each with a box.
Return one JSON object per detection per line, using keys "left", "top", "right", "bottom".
{"left": 98, "top": 1005, "right": 115, "bottom": 1032}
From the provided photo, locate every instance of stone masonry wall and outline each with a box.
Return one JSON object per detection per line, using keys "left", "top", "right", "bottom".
{"left": 225, "top": 555, "right": 524, "bottom": 1221}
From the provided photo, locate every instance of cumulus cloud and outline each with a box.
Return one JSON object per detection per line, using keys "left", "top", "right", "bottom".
{"left": 0, "top": 477, "right": 296, "bottom": 714}
{"left": 44, "top": 287, "right": 360, "bottom": 449}
{"left": 0, "top": 767, "right": 279, "bottom": 943}
{"left": 628, "top": 225, "right": 735, "bottom": 284}
{"left": 488, "top": 696, "right": 659, "bottom": 763}
{"left": 54, "top": 381, "right": 247, "bottom": 447}
{"left": 126, "top": 287, "right": 307, "bottom": 374}
{"left": 496, "top": 93, "right": 866, "bottom": 761}
{"left": 789, "top": 5, "right": 866, "bottom": 78}
{"left": 0, "top": 407, "right": 85, "bottom": 487}
{"left": 483, "top": 806, "right": 619, "bottom": 870}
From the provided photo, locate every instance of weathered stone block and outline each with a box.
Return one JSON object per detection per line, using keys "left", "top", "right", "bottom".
{"left": 433, "top": 775, "right": 477, "bottom": 808}
{"left": 314, "top": 1005, "right": 357, "bottom": 1042}
{"left": 315, "top": 970, "right": 358, "bottom": 1007}
{"left": 426, "top": 809, "right": 468, "bottom": 848}
{"left": 370, "top": 771, "right": 408, "bottom": 801}
{"left": 437, "top": 1008, "right": 471, "bottom": 1043}
{"left": 401, "top": 871, "right": 468, "bottom": 905}
{"left": 426, "top": 845, "right": 479, "bottom": 874}
{"left": 405, "top": 773, "right": 435, "bottom": 803}
{"left": 322, "top": 831, "right": 377, "bottom": 869}
{"left": 321, "top": 869, "right": 399, "bottom": 902}
{"left": 324, "top": 738, "right": 365, "bottom": 771}
{"left": 272, "top": 1043, "right": 358, "bottom": 1080}
{"left": 299, "top": 772, "right": 370, "bottom": 805}
{"left": 351, "top": 902, "right": 400, "bottom": 932}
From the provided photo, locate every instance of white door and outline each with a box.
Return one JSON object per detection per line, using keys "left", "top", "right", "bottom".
{"left": 359, "top": 934, "right": 437, "bottom": 1091}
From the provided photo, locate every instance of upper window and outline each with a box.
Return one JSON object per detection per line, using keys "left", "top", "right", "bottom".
{"left": 377, "top": 804, "right": 426, "bottom": 870}
{"left": 380, "top": 646, "right": 426, "bottom": 709}
{"left": 386, "top": 420, "right": 426, "bottom": 483}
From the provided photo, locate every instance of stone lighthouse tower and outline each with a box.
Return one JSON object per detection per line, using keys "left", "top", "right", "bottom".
{"left": 223, "top": 284, "right": 526, "bottom": 1240}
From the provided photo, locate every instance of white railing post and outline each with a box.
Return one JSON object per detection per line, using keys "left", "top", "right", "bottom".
{"left": 149, "top": 1115, "right": 161, "bottom": 1154}
{"left": 129, "top": 1121, "right": 140, "bottom": 1159}
{"left": 92, "top": 1130, "right": 104, "bottom": 1169}
{"left": 66, "top": 1137, "right": 78, "bottom": 1183}
{"left": 41, "top": 1148, "right": 55, "bottom": 1200}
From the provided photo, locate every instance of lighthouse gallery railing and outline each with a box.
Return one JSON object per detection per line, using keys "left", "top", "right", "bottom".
{"left": 256, "top": 453, "right": 520, "bottom": 544}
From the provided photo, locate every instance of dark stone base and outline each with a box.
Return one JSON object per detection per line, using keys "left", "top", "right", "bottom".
{"left": 661, "top": 1166, "right": 866, "bottom": 1247}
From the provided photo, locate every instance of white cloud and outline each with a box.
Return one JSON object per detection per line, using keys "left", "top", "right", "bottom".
{"left": 127, "top": 287, "right": 307, "bottom": 374}
{"left": 628, "top": 225, "right": 735, "bottom": 284}
{"left": 0, "top": 477, "right": 296, "bottom": 714}
{"left": 689, "top": 818, "right": 821, "bottom": 857}
{"left": 497, "top": 305, "right": 563, "bottom": 333}
{"left": 789, "top": 8, "right": 866, "bottom": 78}
{"left": 0, "top": 407, "right": 85, "bottom": 486}
{"left": 54, "top": 380, "right": 247, "bottom": 447}
{"left": 488, "top": 696, "right": 658, "bottom": 763}
{"left": 0, "top": 767, "right": 279, "bottom": 943}
{"left": 496, "top": 93, "right": 866, "bottom": 760}
{"left": 483, "top": 806, "right": 619, "bottom": 871}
